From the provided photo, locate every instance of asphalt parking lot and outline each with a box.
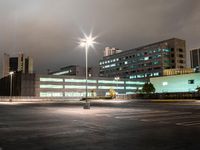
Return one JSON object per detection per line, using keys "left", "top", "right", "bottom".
{"left": 0, "top": 100, "right": 200, "bottom": 150}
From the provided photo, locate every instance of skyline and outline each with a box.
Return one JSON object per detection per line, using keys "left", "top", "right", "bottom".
{"left": 0, "top": 0, "right": 200, "bottom": 77}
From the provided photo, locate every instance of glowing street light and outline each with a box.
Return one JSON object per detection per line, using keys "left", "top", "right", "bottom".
{"left": 9, "top": 71, "right": 14, "bottom": 102}
{"left": 80, "top": 34, "right": 96, "bottom": 109}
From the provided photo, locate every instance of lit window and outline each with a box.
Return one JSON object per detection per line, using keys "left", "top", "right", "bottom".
{"left": 40, "top": 78, "right": 63, "bottom": 82}
{"left": 126, "top": 81, "right": 145, "bottom": 85}
{"left": 162, "top": 82, "right": 168, "bottom": 86}
{"left": 154, "top": 72, "right": 159, "bottom": 76}
{"left": 53, "top": 70, "right": 70, "bottom": 75}
{"left": 40, "top": 85, "right": 63, "bottom": 89}
{"left": 65, "top": 92, "right": 93, "bottom": 97}
{"left": 40, "top": 92, "right": 63, "bottom": 97}
{"left": 65, "top": 79, "right": 96, "bottom": 83}
{"left": 65, "top": 85, "right": 96, "bottom": 89}
{"left": 126, "top": 87, "right": 137, "bottom": 90}
{"left": 98, "top": 80, "right": 124, "bottom": 84}
{"left": 98, "top": 86, "right": 124, "bottom": 90}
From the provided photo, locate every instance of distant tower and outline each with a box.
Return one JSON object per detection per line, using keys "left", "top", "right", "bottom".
{"left": 3, "top": 53, "right": 10, "bottom": 77}
{"left": 2, "top": 52, "right": 33, "bottom": 77}
{"left": 190, "top": 48, "right": 200, "bottom": 68}
{"left": 103, "top": 47, "right": 122, "bottom": 57}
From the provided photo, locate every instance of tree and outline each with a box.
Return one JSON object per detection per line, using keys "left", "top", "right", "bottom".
{"left": 142, "top": 82, "right": 155, "bottom": 94}
{"left": 196, "top": 86, "right": 200, "bottom": 93}
{"left": 108, "top": 88, "right": 116, "bottom": 98}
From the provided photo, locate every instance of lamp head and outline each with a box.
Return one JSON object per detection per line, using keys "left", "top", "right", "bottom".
{"left": 9, "top": 71, "right": 14, "bottom": 75}
{"left": 79, "top": 34, "right": 96, "bottom": 48}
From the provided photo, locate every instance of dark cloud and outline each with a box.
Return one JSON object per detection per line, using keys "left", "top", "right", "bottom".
{"left": 0, "top": 0, "right": 200, "bottom": 76}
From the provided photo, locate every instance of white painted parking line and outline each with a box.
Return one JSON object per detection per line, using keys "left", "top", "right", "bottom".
{"left": 128, "top": 112, "right": 192, "bottom": 118}
{"left": 176, "top": 120, "right": 200, "bottom": 126}
{"left": 95, "top": 114, "right": 112, "bottom": 117}
{"left": 182, "top": 122, "right": 200, "bottom": 126}
{"left": 141, "top": 114, "right": 200, "bottom": 122}
{"left": 114, "top": 110, "right": 169, "bottom": 117}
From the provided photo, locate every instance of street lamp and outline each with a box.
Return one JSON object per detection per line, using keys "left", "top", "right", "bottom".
{"left": 114, "top": 76, "right": 120, "bottom": 98}
{"left": 80, "top": 34, "right": 96, "bottom": 109}
{"left": 9, "top": 71, "right": 14, "bottom": 102}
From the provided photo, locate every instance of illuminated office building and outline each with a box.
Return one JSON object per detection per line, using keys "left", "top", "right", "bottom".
{"left": 99, "top": 38, "right": 186, "bottom": 80}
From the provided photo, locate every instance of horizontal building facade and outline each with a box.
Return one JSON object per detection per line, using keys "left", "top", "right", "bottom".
{"left": 0, "top": 72, "right": 145, "bottom": 98}
{"left": 150, "top": 73, "right": 200, "bottom": 93}
{"left": 99, "top": 38, "right": 186, "bottom": 80}
{"left": 35, "top": 75, "right": 145, "bottom": 98}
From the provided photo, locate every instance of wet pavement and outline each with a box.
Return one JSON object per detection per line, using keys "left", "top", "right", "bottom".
{"left": 0, "top": 100, "right": 200, "bottom": 150}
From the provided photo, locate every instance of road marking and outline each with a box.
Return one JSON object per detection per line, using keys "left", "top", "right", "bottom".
{"left": 127, "top": 112, "right": 192, "bottom": 119}
{"left": 95, "top": 114, "right": 111, "bottom": 117}
{"left": 182, "top": 122, "right": 200, "bottom": 126}
{"left": 176, "top": 120, "right": 200, "bottom": 126}
{"left": 114, "top": 110, "right": 169, "bottom": 117}
{"left": 141, "top": 114, "right": 200, "bottom": 122}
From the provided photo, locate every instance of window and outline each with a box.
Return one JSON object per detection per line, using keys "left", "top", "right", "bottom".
{"left": 40, "top": 92, "right": 63, "bottom": 97}
{"left": 179, "top": 48, "right": 183, "bottom": 52}
{"left": 179, "top": 54, "right": 184, "bottom": 58}
{"left": 162, "top": 82, "right": 168, "bottom": 86}
{"left": 188, "top": 80, "right": 194, "bottom": 84}
{"left": 40, "top": 85, "right": 63, "bottom": 89}
{"left": 40, "top": 78, "right": 63, "bottom": 82}
{"left": 98, "top": 80, "right": 124, "bottom": 84}
{"left": 144, "top": 57, "right": 149, "bottom": 60}
{"left": 98, "top": 86, "right": 124, "bottom": 90}
{"left": 179, "top": 60, "right": 184, "bottom": 63}
{"left": 65, "top": 85, "right": 96, "bottom": 89}
{"left": 126, "top": 81, "right": 145, "bottom": 85}
{"left": 65, "top": 79, "right": 96, "bottom": 83}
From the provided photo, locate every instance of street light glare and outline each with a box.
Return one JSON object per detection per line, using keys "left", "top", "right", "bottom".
{"left": 9, "top": 71, "right": 14, "bottom": 75}
{"left": 80, "top": 34, "right": 96, "bottom": 48}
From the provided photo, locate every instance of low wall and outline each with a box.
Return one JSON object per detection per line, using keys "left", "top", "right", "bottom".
{"left": 135, "top": 92, "right": 200, "bottom": 99}
{"left": 0, "top": 96, "right": 80, "bottom": 102}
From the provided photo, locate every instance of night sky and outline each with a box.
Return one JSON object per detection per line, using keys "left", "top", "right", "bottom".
{"left": 0, "top": 0, "right": 200, "bottom": 77}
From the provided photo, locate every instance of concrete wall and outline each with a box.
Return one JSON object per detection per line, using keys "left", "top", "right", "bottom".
{"left": 150, "top": 73, "right": 200, "bottom": 93}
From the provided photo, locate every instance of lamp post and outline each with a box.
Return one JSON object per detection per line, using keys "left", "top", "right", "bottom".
{"left": 80, "top": 34, "right": 96, "bottom": 109}
{"left": 114, "top": 76, "right": 120, "bottom": 98}
{"left": 9, "top": 71, "right": 14, "bottom": 102}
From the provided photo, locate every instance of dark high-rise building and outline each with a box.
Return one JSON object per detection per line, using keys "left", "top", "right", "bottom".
{"left": 190, "top": 48, "right": 200, "bottom": 69}
{"left": 99, "top": 38, "right": 186, "bottom": 80}
{"left": 2, "top": 53, "right": 33, "bottom": 77}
